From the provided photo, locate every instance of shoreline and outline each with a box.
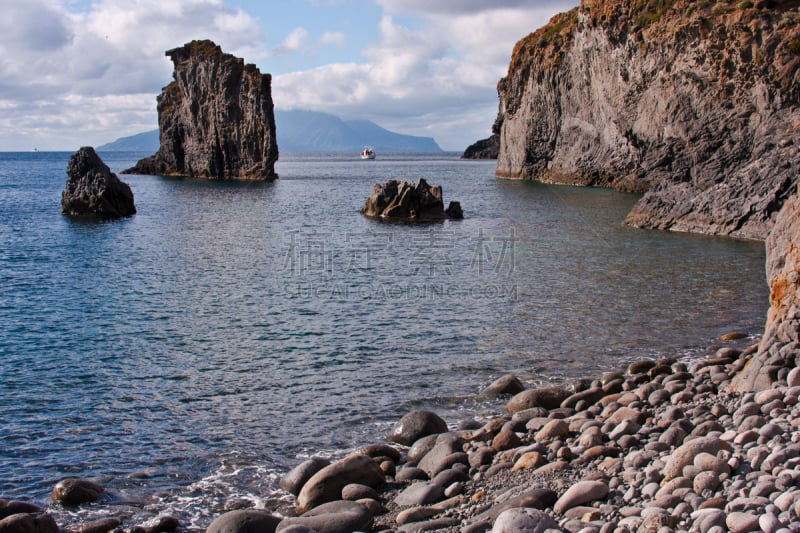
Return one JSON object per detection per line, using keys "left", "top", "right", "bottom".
{"left": 13, "top": 331, "right": 789, "bottom": 533}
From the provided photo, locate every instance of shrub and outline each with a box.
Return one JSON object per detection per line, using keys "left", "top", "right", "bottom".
{"left": 738, "top": 0, "right": 753, "bottom": 8}
{"left": 789, "top": 38, "right": 800, "bottom": 55}
{"left": 711, "top": 2, "right": 731, "bottom": 15}
{"left": 778, "top": 11, "right": 800, "bottom": 29}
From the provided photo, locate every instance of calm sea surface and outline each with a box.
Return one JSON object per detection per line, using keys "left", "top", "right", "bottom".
{"left": 0, "top": 151, "right": 767, "bottom": 528}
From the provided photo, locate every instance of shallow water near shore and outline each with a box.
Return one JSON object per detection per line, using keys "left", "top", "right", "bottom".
{"left": 0, "top": 151, "right": 767, "bottom": 528}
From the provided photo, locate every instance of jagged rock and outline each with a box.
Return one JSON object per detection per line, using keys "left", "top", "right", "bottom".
{"left": 733, "top": 191, "right": 800, "bottom": 391}
{"left": 125, "top": 40, "right": 278, "bottom": 180}
{"left": 492, "top": 0, "right": 800, "bottom": 239}
{"left": 360, "top": 179, "right": 462, "bottom": 221}
{"left": 61, "top": 147, "right": 135, "bottom": 219}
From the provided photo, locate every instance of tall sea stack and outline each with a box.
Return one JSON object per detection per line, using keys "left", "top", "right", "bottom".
{"left": 125, "top": 40, "right": 278, "bottom": 180}
{"left": 490, "top": 0, "right": 800, "bottom": 239}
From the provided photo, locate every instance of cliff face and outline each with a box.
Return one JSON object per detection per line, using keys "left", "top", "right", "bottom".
{"left": 496, "top": 0, "right": 800, "bottom": 239}
{"left": 732, "top": 188, "right": 800, "bottom": 391}
{"left": 126, "top": 40, "right": 278, "bottom": 180}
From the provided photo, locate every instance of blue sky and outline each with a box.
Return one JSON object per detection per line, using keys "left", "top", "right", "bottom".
{"left": 0, "top": 0, "right": 577, "bottom": 151}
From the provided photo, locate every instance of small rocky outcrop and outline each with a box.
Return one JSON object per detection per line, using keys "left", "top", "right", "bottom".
{"left": 492, "top": 0, "right": 800, "bottom": 239}
{"left": 124, "top": 40, "right": 278, "bottom": 180}
{"left": 462, "top": 134, "right": 500, "bottom": 159}
{"left": 360, "top": 179, "right": 463, "bottom": 221}
{"left": 732, "top": 188, "right": 800, "bottom": 391}
{"left": 61, "top": 147, "right": 136, "bottom": 219}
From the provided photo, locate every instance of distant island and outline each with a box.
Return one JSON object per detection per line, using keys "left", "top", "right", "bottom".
{"left": 100, "top": 110, "right": 442, "bottom": 153}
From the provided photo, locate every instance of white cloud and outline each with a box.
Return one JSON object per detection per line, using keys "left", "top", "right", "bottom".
{"left": 274, "top": 3, "right": 576, "bottom": 149}
{"left": 320, "top": 32, "right": 347, "bottom": 47}
{"left": 274, "top": 27, "right": 309, "bottom": 56}
{"left": 0, "top": 0, "right": 265, "bottom": 150}
{"left": 377, "top": 0, "right": 570, "bottom": 15}
{"left": 0, "top": 0, "right": 579, "bottom": 151}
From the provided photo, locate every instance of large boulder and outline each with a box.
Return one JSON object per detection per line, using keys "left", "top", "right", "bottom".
{"left": 61, "top": 147, "right": 136, "bottom": 219}
{"left": 51, "top": 478, "right": 104, "bottom": 506}
{"left": 124, "top": 40, "right": 278, "bottom": 180}
{"left": 0, "top": 513, "right": 58, "bottom": 533}
{"left": 276, "top": 501, "right": 372, "bottom": 533}
{"left": 295, "top": 455, "right": 384, "bottom": 514}
{"left": 360, "top": 179, "right": 462, "bottom": 221}
{"left": 205, "top": 510, "right": 280, "bottom": 533}
{"left": 279, "top": 458, "right": 330, "bottom": 496}
{"left": 504, "top": 387, "right": 570, "bottom": 413}
{"left": 732, "top": 192, "right": 800, "bottom": 392}
{"left": 386, "top": 410, "right": 448, "bottom": 446}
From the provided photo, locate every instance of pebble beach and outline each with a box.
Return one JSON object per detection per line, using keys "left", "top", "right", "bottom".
{"left": 7, "top": 330, "right": 800, "bottom": 533}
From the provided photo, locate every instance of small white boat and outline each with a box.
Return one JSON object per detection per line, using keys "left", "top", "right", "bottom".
{"left": 360, "top": 146, "right": 376, "bottom": 160}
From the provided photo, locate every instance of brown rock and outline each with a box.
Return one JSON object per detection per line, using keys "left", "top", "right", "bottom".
{"left": 491, "top": 429, "right": 523, "bottom": 451}
{"left": 505, "top": 387, "right": 570, "bottom": 413}
{"left": 51, "top": 478, "right": 104, "bottom": 506}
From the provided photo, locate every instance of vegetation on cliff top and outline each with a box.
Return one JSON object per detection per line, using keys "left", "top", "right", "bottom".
{"left": 503, "top": 0, "right": 800, "bottom": 102}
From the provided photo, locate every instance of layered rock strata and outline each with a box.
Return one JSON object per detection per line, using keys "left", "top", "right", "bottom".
{"left": 125, "top": 40, "right": 278, "bottom": 180}
{"left": 61, "top": 147, "right": 136, "bottom": 219}
{"left": 493, "top": 0, "right": 800, "bottom": 239}
{"left": 361, "top": 179, "right": 463, "bottom": 221}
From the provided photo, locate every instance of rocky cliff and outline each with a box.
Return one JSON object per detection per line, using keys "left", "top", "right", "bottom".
{"left": 125, "top": 40, "right": 278, "bottom": 180}
{"left": 732, "top": 188, "right": 800, "bottom": 391}
{"left": 495, "top": 0, "right": 800, "bottom": 239}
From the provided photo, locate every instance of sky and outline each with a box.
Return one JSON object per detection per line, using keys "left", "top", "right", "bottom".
{"left": 0, "top": 0, "right": 577, "bottom": 152}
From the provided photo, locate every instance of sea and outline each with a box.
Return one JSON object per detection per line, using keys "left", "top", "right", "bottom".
{"left": 0, "top": 150, "right": 768, "bottom": 529}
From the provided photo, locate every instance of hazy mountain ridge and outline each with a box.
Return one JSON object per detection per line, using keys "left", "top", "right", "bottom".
{"left": 100, "top": 110, "right": 441, "bottom": 153}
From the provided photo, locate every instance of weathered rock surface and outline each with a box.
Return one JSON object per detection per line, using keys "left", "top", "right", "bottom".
{"left": 492, "top": 0, "right": 800, "bottom": 239}
{"left": 733, "top": 191, "right": 800, "bottom": 391}
{"left": 61, "top": 147, "right": 135, "bottom": 219}
{"left": 125, "top": 40, "right": 278, "bottom": 180}
{"left": 360, "top": 179, "right": 462, "bottom": 221}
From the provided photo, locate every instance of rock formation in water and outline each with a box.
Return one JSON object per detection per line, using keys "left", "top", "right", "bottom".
{"left": 462, "top": 134, "right": 500, "bottom": 159}
{"left": 361, "top": 179, "right": 463, "bottom": 221}
{"left": 732, "top": 187, "right": 800, "bottom": 391}
{"left": 125, "top": 40, "right": 278, "bottom": 180}
{"left": 491, "top": 0, "right": 800, "bottom": 239}
{"left": 61, "top": 147, "right": 136, "bottom": 219}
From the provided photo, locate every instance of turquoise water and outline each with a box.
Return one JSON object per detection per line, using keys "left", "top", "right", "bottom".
{"left": 0, "top": 151, "right": 767, "bottom": 528}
